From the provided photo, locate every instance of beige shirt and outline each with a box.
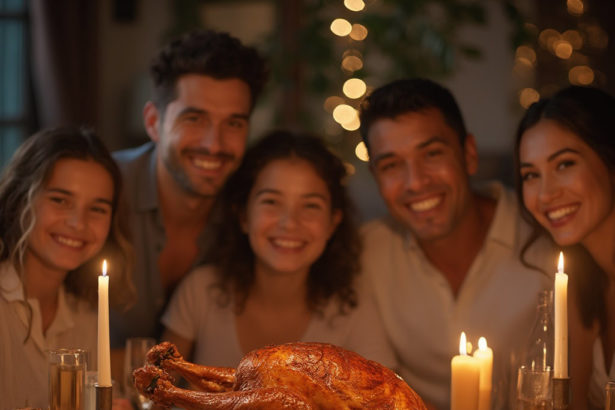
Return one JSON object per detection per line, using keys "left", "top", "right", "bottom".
{"left": 361, "top": 183, "right": 556, "bottom": 410}
{"left": 162, "top": 265, "right": 397, "bottom": 370}
{"left": 589, "top": 337, "right": 615, "bottom": 407}
{"left": 0, "top": 262, "right": 97, "bottom": 410}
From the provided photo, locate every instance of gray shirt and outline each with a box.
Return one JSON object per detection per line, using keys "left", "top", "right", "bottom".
{"left": 110, "top": 142, "right": 209, "bottom": 348}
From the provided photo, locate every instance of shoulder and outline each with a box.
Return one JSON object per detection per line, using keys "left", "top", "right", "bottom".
{"left": 113, "top": 142, "right": 156, "bottom": 173}
{"left": 360, "top": 215, "right": 406, "bottom": 244}
{"left": 174, "top": 265, "right": 224, "bottom": 298}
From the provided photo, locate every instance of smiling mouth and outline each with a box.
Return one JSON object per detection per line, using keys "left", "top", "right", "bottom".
{"left": 547, "top": 205, "right": 579, "bottom": 221}
{"left": 192, "top": 157, "right": 223, "bottom": 171}
{"left": 409, "top": 196, "right": 442, "bottom": 212}
{"left": 54, "top": 235, "right": 84, "bottom": 248}
{"left": 271, "top": 238, "right": 304, "bottom": 250}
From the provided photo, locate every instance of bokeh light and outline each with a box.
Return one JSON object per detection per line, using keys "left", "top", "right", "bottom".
{"left": 519, "top": 88, "right": 540, "bottom": 109}
{"left": 567, "top": 0, "right": 584, "bottom": 16}
{"left": 349, "top": 24, "right": 368, "bottom": 41}
{"left": 553, "top": 40, "right": 573, "bottom": 59}
{"left": 343, "top": 78, "right": 367, "bottom": 99}
{"left": 341, "top": 116, "right": 361, "bottom": 131}
{"left": 539, "top": 29, "right": 560, "bottom": 50}
{"left": 562, "top": 30, "right": 583, "bottom": 49}
{"left": 332, "top": 104, "right": 357, "bottom": 124}
{"left": 355, "top": 141, "right": 369, "bottom": 162}
{"left": 344, "top": 0, "right": 365, "bottom": 12}
{"left": 323, "top": 96, "right": 345, "bottom": 113}
{"left": 330, "top": 18, "right": 352, "bottom": 37}
{"left": 569, "top": 65, "right": 594, "bottom": 85}
{"left": 515, "top": 45, "right": 536, "bottom": 66}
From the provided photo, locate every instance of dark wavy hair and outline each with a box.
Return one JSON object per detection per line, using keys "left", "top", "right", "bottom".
{"left": 0, "top": 127, "right": 135, "bottom": 311}
{"left": 150, "top": 29, "right": 269, "bottom": 113}
{"left": 513, "top": 86, "right": 615, "bottom": 330}
{"left": 359, "top": 78, "right": 468, "bottom": 152}
{"left": 206, "top": 130, "right": 360, "bottom": 315}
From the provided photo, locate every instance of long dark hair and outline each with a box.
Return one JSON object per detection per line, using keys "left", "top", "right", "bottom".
{"left": 206, "top": 130, "right": 360, "bottom": 315}
{"left": 513, "top": 86, "right": 615, "bottom": 329}
{"left": 0, "top": 126, "right": 134, "bottom": 309}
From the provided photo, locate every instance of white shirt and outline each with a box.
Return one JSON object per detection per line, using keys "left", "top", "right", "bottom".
{"left": 361, "top": 183, "right": 555, "bottom": 410}
{"left": 0, "top": 262, "right": 97, "bottom": 410}
{"left": 162, "top": 265, "right": 397, "bottom": 370}
{"left": 589, "top": 337, "right": 615, "bottom": 407}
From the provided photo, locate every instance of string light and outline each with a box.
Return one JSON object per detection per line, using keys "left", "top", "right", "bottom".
{"left": 355, "top": 141, "right": 369, "bottom": 162}
{"left": 332, "top": 104, "right": 357, "bottom": 124}
{"left": 330, "top": 18, "right": 352, "bottom": 37}
{"left": 519, "top": 88, "right": 540, "bottom": 109}
{"left": 343, "top": 78, "right": 367, "bottom": 99}
{"left": 349, "top": 24, "right": 368, "bottom": 41}
{"left": 344, "top": 0, "right": 365, "bottom": 12}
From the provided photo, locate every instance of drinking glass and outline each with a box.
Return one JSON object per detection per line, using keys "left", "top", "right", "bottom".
{"left": 124, "top": 337, "right": 156, "bottom": 409}
{"left": 606, "top": 380, "right": 615, "bottom": 410}
{"left": 48, "top": 348, "right": 88, "bottom": 410}
{"left": 516, "top": 365, "right": 553, "bottom": 410}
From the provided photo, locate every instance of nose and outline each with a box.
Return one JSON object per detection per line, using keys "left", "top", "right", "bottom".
{"left": 404, "top": 160, "right": 430, "bottom": 193}
{"left": 199, "top": 124, "right": 223, "bottom": 154}
{"left": 65, "top": 206, "right": 86, "bottom": 231}
{"left": 538, "top": 174, "right": 562, "bottom": 204}
{"left": 278, "top": 206, "right": 299, "bottom": 230}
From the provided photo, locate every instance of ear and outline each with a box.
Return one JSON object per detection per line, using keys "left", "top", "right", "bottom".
{"left": 328, "top": 209, "right": 343, "bottom": 239}
{"left": 463, "top": 133, "right": 479, "bottom": 176}
{"left": 143, "top": 101, "right": 162, "bottom": 143}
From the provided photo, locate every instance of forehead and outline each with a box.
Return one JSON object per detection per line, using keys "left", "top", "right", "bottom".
{"left": 252, "top": 158, "right": 330, "bottom": 196}
{"left": 367, "top": 108, "right": 462, "bottom": 156}
{"left": 169, "top": 74, "right": 252, "bottom": 114}
{"left": 45, "top": 158, "right": 114, "bottom": 198}
{"left": 520, "top": 119, "right": 588, "bottom": 160}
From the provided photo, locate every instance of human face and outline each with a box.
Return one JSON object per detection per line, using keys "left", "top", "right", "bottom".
{"left": 27, "top": 158, "right": 114, "bottom": 275}
{"left": 148, "top": 74, "right": 252, "bottom": 198}
{"left": 519, "top": 119, "right": 615, "bottom": 247}
{"left": 241, "top": 158, "right": 342, "bottom": 278}
{"left": 367, "top": 108, "right": 477, "bottom": 242}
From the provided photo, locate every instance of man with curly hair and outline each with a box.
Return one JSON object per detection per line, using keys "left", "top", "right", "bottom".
{"left": 111, "top": 30, "right": 268, "bottom": 348}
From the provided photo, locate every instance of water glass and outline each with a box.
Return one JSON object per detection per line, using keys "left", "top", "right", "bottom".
{"left": 516, "top": 365, "right": 553, "bottom": 410}
{"left": 124, "top": 337, "right": 156, "bottom": 409}
{"left": 48, "top": 348, "right": 88, "bottom": 410}
{"left": 606, "top": 380, "right": 615, "bottom": 410}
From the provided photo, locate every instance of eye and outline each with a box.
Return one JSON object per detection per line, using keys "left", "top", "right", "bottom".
{"left": 305, "top": 202, "right": 324, "bottom": 210}
{"left": 521, "top": 171, "right": 539, "bottom": 182}
{"left": 227, "top": 118, "right": 247, "bottom": 130}
{"left": 556, "top": 159, "right": 575, "bottom": 170}
{"left": 48, "top": 196, "right": 68, "bottom": 206}
{"left": 426, "top": 149, "right": 443, "bottom": 158}
{"left": 378, "top": 160, "right": 400, "bottom": 173}
{"left": 183, "top": 114, "right": 201, "bottom": 123}
{"left": 90, "top": 205, "right": 111, "bottom": 215}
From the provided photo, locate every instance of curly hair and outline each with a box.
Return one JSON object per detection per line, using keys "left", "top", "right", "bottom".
{"left": 149, "top": 29, "right": 269, "bottom": 113}
{"left": 0, "top": 127, "right": 135, "bottom": 310}
{"left": 206, "top": 130, "right": 361, "bottom": 316}
{"left": 514, "top": 86, "right": 615, "bottom": 330}
{"left": 359, "top": 78, "right": 468, "bottom": 152}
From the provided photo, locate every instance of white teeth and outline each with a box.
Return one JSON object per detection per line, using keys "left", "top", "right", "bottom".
{"left": 193, "top": 158, "right": 221, "bottom": 170}
{"left": 273, "top": 239, "right": 303, "bottom": 249}
{"left": 547, "top": 205, "right": 579, "bottom": 220}
{"left": 410, "top": 196, "right": 441, "bottom": 212}
{"left": 56, "top": 236, "right": 84, "bottom": 248}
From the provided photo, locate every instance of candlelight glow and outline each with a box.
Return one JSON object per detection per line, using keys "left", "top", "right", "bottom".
{"left": 459, "top": 332, "right": 468, "bottom": 355}
{"left": 478, "top": 337, "right": 487, "bottom": 351}
{"left": 558, "top": 252, "right": 564, "bottom": 274}
{"left": 102, "top": 259, "right": 108, "bottom": 277}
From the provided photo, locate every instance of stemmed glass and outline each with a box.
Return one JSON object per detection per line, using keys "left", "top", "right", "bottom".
{"left": 123, "top": 337, "right": 156, "bottom": 410}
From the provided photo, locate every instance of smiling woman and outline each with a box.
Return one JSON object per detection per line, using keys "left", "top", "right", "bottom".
{"left": 159, "top": 129, "right": 397, "bottom": 374}
{"left": 0, "top": 127, "right": 134, "bottom": 409}
{"left": 514, "top": 86, "right": 615, "bottom": 409}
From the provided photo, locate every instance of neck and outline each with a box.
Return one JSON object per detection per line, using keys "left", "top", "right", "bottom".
{"left": 249, "top": 265, "right": 309, "bottom": 309}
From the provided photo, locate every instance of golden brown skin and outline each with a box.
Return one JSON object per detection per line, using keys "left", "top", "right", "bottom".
{"left": 135, "top": 341, "right": 427, "bottom": 410}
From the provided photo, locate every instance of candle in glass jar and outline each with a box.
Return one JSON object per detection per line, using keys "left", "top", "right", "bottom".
{"left": 554, "top": 252, "right": 568, "bottom": 379}
{"left": 451, "top": 332, "right": 480, "bottom": 410}
{"left": 473, "top": 337, "right": 493, "bottom": 410}
{"left": 97, "top": 260, "right": 111, "bottom": 387}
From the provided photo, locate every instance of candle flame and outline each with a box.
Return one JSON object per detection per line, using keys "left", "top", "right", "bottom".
{"left": 102, "top": 260, "right": 107, "bottom": 277}
{"left": 558, "top": 252, "right": 564, "bottom": 274}
{"left": 478, "top": 336, "right": 488, "bottom": 351}
{"left": 459, "top": 332, "right": 467, "bottom": 355}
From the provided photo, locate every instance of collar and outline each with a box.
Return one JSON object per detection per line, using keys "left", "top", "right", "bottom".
{"left": 0, "top": 262, "right": 24, "bottom": 301}
{"left": 403, "top": 181, "right": 517, "bottom": 250}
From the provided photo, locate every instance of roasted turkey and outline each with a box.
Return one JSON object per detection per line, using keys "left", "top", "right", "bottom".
{"left": 133, "top": 341, "right": 426, "bottom": 409}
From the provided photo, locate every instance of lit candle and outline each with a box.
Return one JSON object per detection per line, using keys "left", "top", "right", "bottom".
{"left": 473, "top": 337, "right": 493, "bottom": 410}
{"left": 554, "top": 252, "right": 568, "bottom": 379}
{"left": 451, "top": 332, "right": 480, "bottom": 410}
{"left": 98, "top": 260, "right": 111, "bottom": 386}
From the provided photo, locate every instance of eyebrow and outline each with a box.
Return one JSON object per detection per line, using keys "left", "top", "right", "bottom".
{"left": 254, "top": 188, "right": 328, "bottom": 201}
{"left": 46, "top": 188, "right": 113, "bottom": 206}
{"left": 178, "top": 106, "right": 250, "bottom": 121}
{"left": 520, "top": 147, "right": 581, "bottom": 168}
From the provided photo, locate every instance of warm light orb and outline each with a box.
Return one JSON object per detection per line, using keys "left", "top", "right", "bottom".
{"left": 342, "top": 55, "right": 363, "bottom": 72}
{"left": 563, "top": 30, "right": 583, "bottom": 49}
{"left": 343, "top": 78, "right": 367, "bottom": 99}
{"left": 519, "top": 88, "right": 540, "bottom": 109}
{"left": 569, "top": 65, "right": 594, "bottom": 85}
{"left": 553, "top": 40, "right": 573, "bottom": 59}
{"left": 102, "top": 259, "right": 108, "bottom": 276}
{"left": 344, "top": 162, "right": 356, "bottom": 176}
{"left": 341, "top": 116, "right": 361, "bottom": 131}
{"left": 349, "top": 24, "right": 368, "bottom": 41}
{"left": 355, "top": 141, "right": 369, "bottom": 162}
{"left": 323, "top": 96, "right": 345, "bottom": 113}
{"left": 478, "top": 337, "right": 488, "bottom": 351}
{"left": 459, "top": 332, "right": 468, "bottom": 355}
{"left": 567, "top": 0, "right": 584, "bottom": 16}
{"left": 558, "top": 252, "right": 564, "bottom": 274}
{"left": 344, "top": 0, "right": 365, "bottom": 12}
{"left": 539, "top": 29, "right": 560, "bottom": 50}
{"left": 330, "top": 18, "right": 352, "bottom": 37}
{"left": 332, "top": 104, "right": 357, "bottom": 124}
{"left": 515, "top": 45, "right": 536, "bottom": 66}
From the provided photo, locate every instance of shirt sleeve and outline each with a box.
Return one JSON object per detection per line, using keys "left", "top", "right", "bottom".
{"left": 161, "top": 267, "right": 211, "bottom": 342}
